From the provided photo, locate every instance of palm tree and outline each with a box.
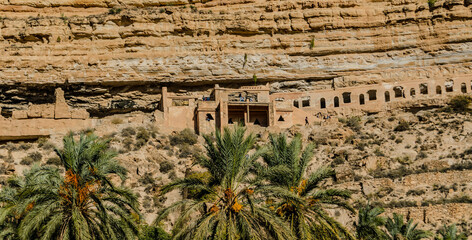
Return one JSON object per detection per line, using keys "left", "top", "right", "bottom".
{"left": 435, "top": 224, "right": 467, "bottom": 240}
{"left": 154, "top": 126, "right": 295, "bottom": 240}
{"left": 355, "top": 204, "right": 388, "bottom": 240}
{"left": 0, "top": 133, "right": 141, "bottom": 240}
{"left": 259, "top": 133, "right": 355, "bottom": 240}
{"left": 0, "top": 175, "right": 25, "bottom": 240}
{"left": 385, "top": 213, "right": 431, "bottom": 240}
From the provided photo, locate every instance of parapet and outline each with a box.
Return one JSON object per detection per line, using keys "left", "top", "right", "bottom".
{"left": 10, "top": 88, "right": 89, "bottom": 120}
{"left": 0, "top": 88, "right": 92, "bottom": 141}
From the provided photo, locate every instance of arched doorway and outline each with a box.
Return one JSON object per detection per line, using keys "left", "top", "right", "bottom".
{"left": 385, "top": 91, "right": 390, "bottom": 102}
{"left": 320, "top": 98, "right": 326, "bottom": 109}
{"left": 410, "top": 88, "right": 416, "bottom": 97}
{"left": 436, "top": 86, "right": 442, "bottom": 95}
{"left": 334, "top": 97, "right": 339, "bottom": 108}
{"left": 359, "top": 94, "right": 365, "bottom": 105}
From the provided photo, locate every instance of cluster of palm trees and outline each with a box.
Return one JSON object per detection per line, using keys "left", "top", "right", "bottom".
{"left": 0, "top": 126, "right": 467, "bottom": 240}
{"left": 356, "top": 205, "right": 467, "bottom": 240}
{"left": 0, "top": 134, "right": 141, "bottom": 240}
{"left": 155, "top": 126, "right": 356, "bottom": 240}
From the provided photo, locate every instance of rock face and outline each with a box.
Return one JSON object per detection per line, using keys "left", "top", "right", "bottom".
{"left": 1, "top": 0, "right": 472, "bottom": 114}
{"left": 1, "top": 0, "right": 472, "bottom": 234}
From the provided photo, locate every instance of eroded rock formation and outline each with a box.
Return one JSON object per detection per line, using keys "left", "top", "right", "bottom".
{"left": 1, "top": 0, "right": 472, "bottom": 114}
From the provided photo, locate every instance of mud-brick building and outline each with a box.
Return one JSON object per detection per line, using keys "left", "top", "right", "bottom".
{"left": 156, "top": 74, "right": 472, "bottom": 134}
{"left": 158, "top": 84, "right": 290, "bottom": 134}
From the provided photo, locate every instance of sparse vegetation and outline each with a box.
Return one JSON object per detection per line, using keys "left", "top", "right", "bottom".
{"left": 45, "top": 156, "right": 61, "bottom": 166}
{"left": 20, "top": 151, "right": 42, "bottom": 165}
{"left": 60, "top": 13, "right": 68, "bottom": 24}
{"left": 394, "top": 120, "right": 410, "bottom": 131}
{"left": 122, "top": 126, "right": 136, "bottom": 137}
{"left": 159, "top": 160, "right": 175, "bottom": 174}
{"left": 108, "top": 8, "right": 122, "bottom": 15}
{"left": 447, "top": 95, "right": 472, "bottom": 112}
{"left": 0, "top": 119, "right": 470, "bottom": 239}
{"left": 339, "top": 116, "right": 362, "bottom": 131}
{"left": 111, "top": 117, "right": 124, "bottom": 124}
{"left": 37, "top": 137, "right": 54, "bottom": 150}
{"left": 169, "top": 128, "right": 197, "bottom": 146}
{"left": 309, "top": 37, "right": 315, "bottom": 49}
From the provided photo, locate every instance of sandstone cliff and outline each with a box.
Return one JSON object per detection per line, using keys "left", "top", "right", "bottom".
{"left": 1, "top": 0, "right": 472, "bottom": 114}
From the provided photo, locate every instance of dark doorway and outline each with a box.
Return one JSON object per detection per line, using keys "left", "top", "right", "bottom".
{"left": 367, "top": 90, "right": 377, "bottom": 101}
{"left": 342, "top": 92, "right": 351, "bottom": 104}
{"left": 249, "top": 105, "right": 269, "bottom": 127}
{"left": 320, "top": 98, "right": 326, "bottom": 109}
{"left": 359, "top": 94, "right": 365, "bottom": 105}
{"left": 334, "top": 97, "right": 340, "bottom": 107}
{"left": 228, "top": 105, "right": 245, "bottom": 126}
{"left": 385, "top": 91, "right": 391, "bottom": 102}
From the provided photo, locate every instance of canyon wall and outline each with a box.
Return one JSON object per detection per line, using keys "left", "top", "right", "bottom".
{"left": 1, "top": 0, "right": 472, "bottom": 115}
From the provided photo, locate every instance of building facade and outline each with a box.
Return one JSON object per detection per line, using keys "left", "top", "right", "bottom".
{"left": 157, "top": 74, "right": 472, "bottom": 134}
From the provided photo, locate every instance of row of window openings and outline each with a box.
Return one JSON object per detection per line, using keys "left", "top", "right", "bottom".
{"left": 293, "top": 82, "right": 469, "bottom": 109}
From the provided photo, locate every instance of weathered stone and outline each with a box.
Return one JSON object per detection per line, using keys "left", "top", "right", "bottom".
{"left": 12, "top": 110, "right": 28, "bottom": 119}
{"left": 54, "top": 88, "right": 72, "bottom": 119}
{"left": 71, "top": 109, "right": 89, "bottom": 119}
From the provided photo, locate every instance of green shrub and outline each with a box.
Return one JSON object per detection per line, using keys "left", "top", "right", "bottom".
{"left": 139, "top": 225, "right": 171, "bottom": 240}
{"left": 339, "top": 116, "right": 362, "bottom": 131}
{"left": 29, "top": 152, "right": 42, "bottom": 162}
{"left": 121, "top": 127, "right": 136, "bottom": 137}
{"left": 159, "top": 160, "right": 175, "bottom": 174}
{"left": 169, "top": 129, "right": 198, "bottom": 146}
{"left": 407, "top": 189, "right": 425, "bottom": 196}
{"left": 137, "top": 127, "right": 151, "bottom": 143}
{"left": 134, "top": 127, "right": 152, "bottom": 150}
{"left": 122, "top": 137, "right": 134, "bottom": 151}
{"left": 45, "top": 157, "right": 62, "bottom": 166}
{"left": 394, "top": 120, "right": 410, "bottom": 131}
{"left": 417, "top": 151, "right": 428, "bottom": 159}
{"left": 108, "top": 8, "right": 122, "bottom": 15}
{"left": 332, "top": 156, "right": 345, "bottom": 165}
{"left": 428, "top": 0, "right": 437, "bottom": 8}
{"left": 178, "top": 144, "right": 199, "bottom": 159}
{"left": 447, "top": 95, "right": 472, "bottom": 112}
{"left": 168, "top": 170, "right": 177, "bottom": 180}
{"left": 374, "top": 147, "right": 385, "bottom": 157}
{"left": 37, "top": 137, "right": 54, "bottom": 150}
{"left": 20, "top": 152, "right": 42, "bottom": 165}
{"left": 138, "top": 172, "right": 154, "bottom": 186}
{"left": 309, "top": 37, "right": 315, "bottom": 49}
{"left": 396, "top": 156, "right": 411, "bottom": 165}
{"left": 19, "top": 142, "right": 32, "bottom": 150}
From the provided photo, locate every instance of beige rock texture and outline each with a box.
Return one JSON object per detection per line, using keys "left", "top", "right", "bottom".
{"left": 0, "top": 0, "right": 471, "bottom": 89}
{"left": 1, "top": 0, "right": 472, "bottom": 236}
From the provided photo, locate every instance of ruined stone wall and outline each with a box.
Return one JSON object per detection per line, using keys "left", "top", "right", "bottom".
{"left": 1, "top": 0, "right": 472, "bottom": 114}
